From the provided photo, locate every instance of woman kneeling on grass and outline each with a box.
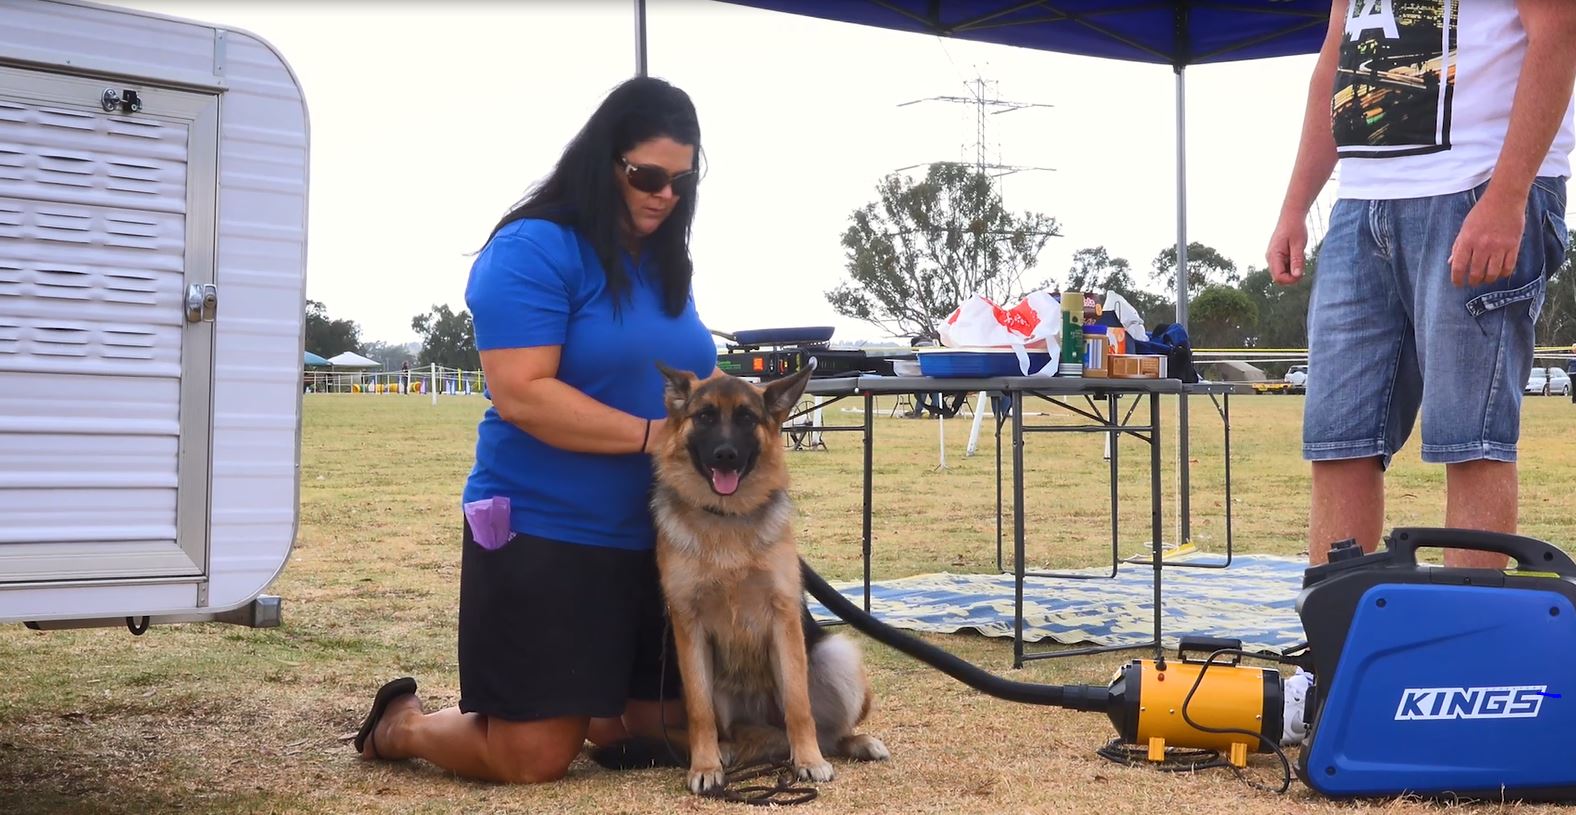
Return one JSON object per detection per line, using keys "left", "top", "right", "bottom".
{"left": 350, "top": 75, "right": 719, "bottom": 784}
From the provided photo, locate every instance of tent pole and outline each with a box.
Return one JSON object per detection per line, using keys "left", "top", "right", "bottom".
{"left": 634, "top": 0, "right": 649, "bottom": 77}
{"left": 1174, "top": 65, "right": 1192, "bottom": 550}
{"left": 1174, "top": 68, "right": 1188, "bottom": 330}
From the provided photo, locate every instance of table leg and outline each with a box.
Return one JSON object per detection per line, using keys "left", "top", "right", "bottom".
{"left": 1150, "top": 393, "right": 1163, "bottom": 663}
{"left": 1013, "top": 389, "right": 1026, "bottom": 669}
{"left": 995, "top": 396, "right": 1004, "bottom": 573}
{"left": 862, "top": 391, "right": 874, "bottom": 613}
{"left": 1179, "top": 392, "right": 1191, "bottom": 551}
{"left": 1109, "top": 393, "right": 1119, "bottom": 570}
{"left": 1223, "top": 391, "right": 1234, "bottom": 558}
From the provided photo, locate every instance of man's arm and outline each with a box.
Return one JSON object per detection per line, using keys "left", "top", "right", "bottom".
{"left": 1267, "top": 1, "right": 1346, "bottom": 285}
{"left": 1450, "top": 0, "right": 1576, "bottom": 287}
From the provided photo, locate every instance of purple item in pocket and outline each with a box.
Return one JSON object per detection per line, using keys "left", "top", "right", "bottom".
{"left": 463, "top": 496, "right": 513, "bottom": 551}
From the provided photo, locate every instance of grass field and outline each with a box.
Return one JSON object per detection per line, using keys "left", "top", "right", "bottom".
{"left": 3, "top": 390, "right": 1576, "bottom": 814}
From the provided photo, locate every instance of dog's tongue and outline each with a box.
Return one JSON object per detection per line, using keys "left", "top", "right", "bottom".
{"left": 710, "top": 468, "right": 741, "bottom": 496}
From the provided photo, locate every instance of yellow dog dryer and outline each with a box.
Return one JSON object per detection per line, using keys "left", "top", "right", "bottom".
{"left": 1107, "top": 638, "right": 1282, "bottom": 768}
{"left": 801, "top": 563, "right": 1285, "bottom": 769}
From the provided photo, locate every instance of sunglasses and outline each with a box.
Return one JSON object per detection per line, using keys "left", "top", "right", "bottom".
{"left": 620, "top": 157, "right": 699, "bottom": 196}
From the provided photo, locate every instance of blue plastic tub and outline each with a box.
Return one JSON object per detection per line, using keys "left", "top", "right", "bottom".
{"left": 917, "top": 349, "right": 1051, "bottom": 378}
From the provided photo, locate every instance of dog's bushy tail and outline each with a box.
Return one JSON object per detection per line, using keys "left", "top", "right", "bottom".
{"left": 588, "top": 737, "right": 687, "bottom": 771}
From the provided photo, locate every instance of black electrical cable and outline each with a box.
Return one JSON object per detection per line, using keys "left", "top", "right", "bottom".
{"left": 800, "top": 560, "right": 1109, "bottom": 711}
{"left": 805, "top": 559, "right": 1300, "bottom": 795}
{"left": 1178, "top": 648, "right": 1297, "bottom": 794}
{"left": 1094, "top": 738, "right": 1230, "bottom": 773}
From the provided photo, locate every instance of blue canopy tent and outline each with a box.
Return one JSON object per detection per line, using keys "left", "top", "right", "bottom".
{"left": 639, "top": 0, "right": 1332, "bottom": 327}
{"left": 631, "top": 0, "right": 1331, "bottom": 547}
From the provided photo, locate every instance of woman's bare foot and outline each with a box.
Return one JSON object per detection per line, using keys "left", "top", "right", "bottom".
{"left": 360, "top": 693, "right": 423, "bottom": 761}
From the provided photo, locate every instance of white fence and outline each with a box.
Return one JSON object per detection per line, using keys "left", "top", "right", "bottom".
{"left": 305, "top": 363, "right": 486, "bottom": 401}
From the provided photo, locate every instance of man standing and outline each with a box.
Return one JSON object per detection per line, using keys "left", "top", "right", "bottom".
{"left": 1267, "top": 1, "right": 1576, "bottom": 567}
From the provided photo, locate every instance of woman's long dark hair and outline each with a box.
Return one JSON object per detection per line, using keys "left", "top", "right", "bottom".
{"left": 489, "top": 76, "right": 701, "bottom": 318}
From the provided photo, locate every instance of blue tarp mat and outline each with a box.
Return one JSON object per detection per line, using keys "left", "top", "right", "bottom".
{"left": 807, "top": 554, "right": 1307, "bottom": 654}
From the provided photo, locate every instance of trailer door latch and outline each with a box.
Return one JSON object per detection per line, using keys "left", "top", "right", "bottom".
{"left": 101, "top": 88, "right": 143, "bottom": 114}
{"left": 185, "top": 283, "right": 217, "bottom": 323}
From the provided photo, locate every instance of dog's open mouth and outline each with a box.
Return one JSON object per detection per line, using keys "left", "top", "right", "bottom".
{"left": 709, "top": 467, "right": 742, "bottom": 496}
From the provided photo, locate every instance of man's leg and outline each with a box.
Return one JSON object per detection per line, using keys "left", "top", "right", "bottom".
{"left": 1302, "top": 198, "right": 1417, "bottom": 564}
{"left": 1410, "top": 177, "right": 1567, "bottom": 569}
{"left": 1443, "top": 460, "right": 1517, "bottom": 569}
{"left": 1309, "top": 457, "right": 1386, "bottom": 565}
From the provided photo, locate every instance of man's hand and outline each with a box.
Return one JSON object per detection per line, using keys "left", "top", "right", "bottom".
{"left": 1267, "top": 210, "right": 1310, "bottom": 286}
{"left": 1452, "top": 0, "right": 1576, "bottom": 288}
{"left": 1449, "top": 190, "right": 1527, "bottom": 287}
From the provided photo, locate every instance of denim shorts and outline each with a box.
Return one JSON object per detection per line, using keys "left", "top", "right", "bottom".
{"left": 1303, "top": 176, "right": 1570, "bottom": 467}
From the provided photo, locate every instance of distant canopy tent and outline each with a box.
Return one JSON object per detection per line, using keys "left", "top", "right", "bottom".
{"left": 325, "top": 351, "right": 380, "bottom": 369}
{"left": 637, "top": 0, "right": 1331, "bottom": 548}
{"left": 304, "top": 351, "right": 330, "bottom": 367}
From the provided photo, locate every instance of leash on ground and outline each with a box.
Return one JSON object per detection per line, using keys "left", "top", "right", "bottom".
{"left": 700, "top": 761, "right": 818, "bottom": 806}
{"left": 659, "top": 617, "right": 820, "bottom": 806}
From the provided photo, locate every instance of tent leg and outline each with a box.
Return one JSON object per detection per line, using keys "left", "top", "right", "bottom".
{"left": 965, "top": 390, "right": 987, "bottom": 457}
{"left": 1174, "top": 65, "right": 1191, "bottom": 549}
{"left": 634, "top": 0, "right": 648, "bottom": 77}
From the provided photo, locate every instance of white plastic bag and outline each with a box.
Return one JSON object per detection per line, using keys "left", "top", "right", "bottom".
{"left": 1102, "top": 291, "right": 1150, "bottom": 342}
{"left": 935, "top": 293, "right": 1060, "bottom": 376}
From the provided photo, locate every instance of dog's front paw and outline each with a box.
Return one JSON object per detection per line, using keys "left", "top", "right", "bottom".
{"left": 718, "top": 739, "right": 738, "bottom": 768}
{"left": 840, "top": 734, "right": 890, "bottom": 762}
{"left": 688, "top": 764, "right": 726, "bottom": 795}
{"left": 794, "top": 759, "right": 835, "bottom": 783}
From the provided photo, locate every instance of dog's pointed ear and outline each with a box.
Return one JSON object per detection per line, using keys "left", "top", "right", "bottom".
{"left": 655, "top": 361, "right": 696, "bottom": 416}
{"left": 762, "top": 359, "right": 815, "bottom": 423}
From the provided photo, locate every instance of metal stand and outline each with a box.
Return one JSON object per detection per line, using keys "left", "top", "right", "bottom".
{"left": 796, "top": 376, "right": 1236, "bottom": 668}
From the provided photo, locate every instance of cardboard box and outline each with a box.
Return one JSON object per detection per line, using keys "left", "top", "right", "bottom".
{"left": 1109, "top": 354, "right": 1167, "bottom": 379}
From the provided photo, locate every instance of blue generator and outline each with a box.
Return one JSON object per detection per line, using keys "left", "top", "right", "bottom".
{"left": 1297, "top": 528, "right": 1576, "bottom": 801}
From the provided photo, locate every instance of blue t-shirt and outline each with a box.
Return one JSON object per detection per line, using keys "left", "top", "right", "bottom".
{"left": 462, "top": 218, "right": 716, "bottom": 550}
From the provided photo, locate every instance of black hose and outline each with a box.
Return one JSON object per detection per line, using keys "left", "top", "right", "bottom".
{"left": 800, "top": 559, "right": 1109, "bottom": 712}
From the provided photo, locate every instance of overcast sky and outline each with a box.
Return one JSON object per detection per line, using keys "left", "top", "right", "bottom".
{"left": 107, "top": 0, "right": 1572, "bottom": 347}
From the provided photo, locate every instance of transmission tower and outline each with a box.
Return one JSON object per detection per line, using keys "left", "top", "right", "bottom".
{"left": 893, "top": 75, "right": 1058, "bottom": 304}
{"left": 895, "top": 76, "right": 1056, "bottom": 179}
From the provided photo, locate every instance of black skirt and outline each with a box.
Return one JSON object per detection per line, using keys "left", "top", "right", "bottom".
{"left": 456, "top": 522, "right": 682, "bottom": 722}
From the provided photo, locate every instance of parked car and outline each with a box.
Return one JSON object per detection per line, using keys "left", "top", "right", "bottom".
{"left": 1526, "top": 367, "right": 1572, "bottom": 396}
{"left": 1287, "top": 365, "right": 1308, "bottom": 393}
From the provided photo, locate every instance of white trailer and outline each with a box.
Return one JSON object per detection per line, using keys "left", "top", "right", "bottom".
{"left": 0, "top": 0, "right": 307, "bottom": 631}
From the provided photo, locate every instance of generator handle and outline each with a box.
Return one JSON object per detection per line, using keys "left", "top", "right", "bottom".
{"left": 1386, "top": 527, "right": 1576, "bottom": 574}
{"left": 1177, "top": 635, "right": 1244, "bottom": 665}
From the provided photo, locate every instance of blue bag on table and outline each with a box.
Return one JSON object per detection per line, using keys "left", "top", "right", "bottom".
{"left": 1127, "top": 323, "right": 1199, "bottom": 383}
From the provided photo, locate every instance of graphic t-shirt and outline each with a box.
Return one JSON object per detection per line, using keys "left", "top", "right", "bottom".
{"left": 1332, "top": 0, "right": 1575, "bottom": 200}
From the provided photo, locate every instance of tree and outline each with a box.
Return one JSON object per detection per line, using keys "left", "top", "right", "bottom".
{"left": 412, "top": 304, "right": 480, "bottom": 370}
{"left": 1536, "top": 229, "right": 1576, "bottom": 348}
{"left": 1151, "top": 242, "right": 1240, "bottom": 295}
{"left": 304, "top": 300, "right": 362, "bottom": 358}
{"left": 1237, "top": 238, "right": 1319, "bottom": 353}
{"left": 827, "top": 162, "right": 1060, "bottom": 340}
{"left": 1063, "top": 246, "right": 1136, "bottom": 293}
{"left": 1188, "top": 285, "right": 1259, "bottom": 349}
{"left": 363, "top": 340, "right": 417, "bottom": 370}
{"left": 1061, "top": 244, "right": 1173, "bottom": 332}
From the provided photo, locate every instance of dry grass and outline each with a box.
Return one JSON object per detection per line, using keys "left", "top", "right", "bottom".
{"left": 3, "top": 390, "right": 1575, "bottom": 813}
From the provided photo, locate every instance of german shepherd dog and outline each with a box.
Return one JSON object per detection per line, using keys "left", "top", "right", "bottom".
{"left": 649, "top": 362, "right": 889, "bottom": 794}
